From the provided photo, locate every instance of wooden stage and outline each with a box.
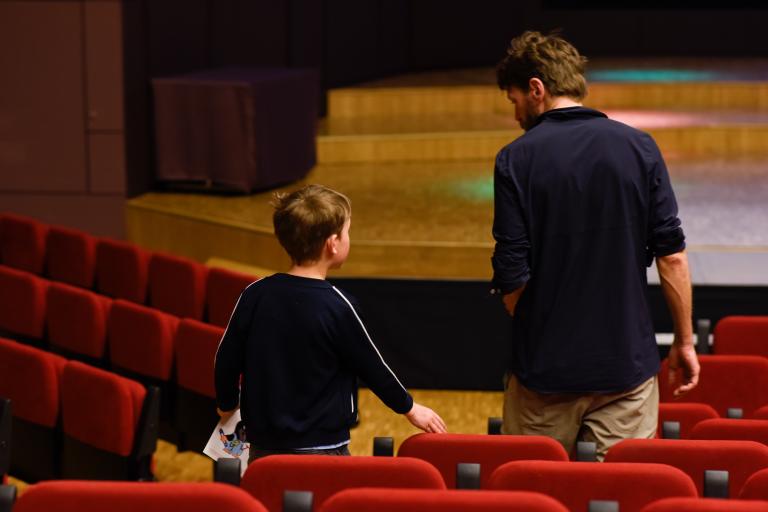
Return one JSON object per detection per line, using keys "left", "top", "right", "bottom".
{"left": 127, "top": 59, "right": 768, "bottom": 281}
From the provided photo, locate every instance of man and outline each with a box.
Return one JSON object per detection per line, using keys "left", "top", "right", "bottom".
{"left": 491, "top": 31, "right": 700, "bottom": 460}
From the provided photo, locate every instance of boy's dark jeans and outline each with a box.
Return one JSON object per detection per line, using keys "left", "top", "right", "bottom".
{"left": 248, "top": 445, "right": 350, "bottom": 464}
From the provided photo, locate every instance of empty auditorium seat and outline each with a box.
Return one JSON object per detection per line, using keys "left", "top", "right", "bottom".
{"left": 659, "top": 355, "right": 768, "bottom": 418}
{"left": 0, "top": 337, "right": 66, "bottom": 481}
{"left": 755, "top": 406, "right": 768, "bottom": 420}
{"left": 0, "top": 398, "right": 10, "bottom": 482}
{"left": 206, "top": 267, "right": 258, "bottom": 327}
{"left": 148, "top": 252, "right": 208, "bottom": 320}
{"left": 658, "top": 403, "right": 719, "bottom": 439}
{"left": 46, "top": 225, "right": 97, "bottom": 288}
{"left": 174, "top": 318, "right": 223, "bottom": 451}
{"left": 641, "top": 497, "right": 768, "bottom": 511}
{"left": 714, "top": 316, "right": 768, "bottom": 356}
{"left": 241, "top": 455, "right": 445, "bottom": 511}
{"left": 692, "top": 418, "right": 768, "bottom": 448}
{"left": 0, "top": 213, "right": 48, "bottom": 275}
{"left": 319, "top": 488, "right": 569, "bottom": 512}
{"left": 398, "top": 433, "right": 569, "bottom": 488}
{"left": 108, "top": 299, "right": 179, "bottom": 382}
{"left": 0, "top": 265, "right": 48, "bottom": 341}
{"left": 95, "top": 238, "right": 150, "bottom": 303}
{"left": 13, "top": 481, "right": 267, "bottom": 512}
{"left": 488, "top": 460, "right": 696, "bottom": 512}
{"left": 47, "top": 282, "right": 112, "bottom": 361}
{"left": 739, "top": 467, "right": 768, "bottom": 500}
{"left": 605, "top": 438, "right": 768, "bottom": 498}
{"left": 60, "top": 361, "right": 159, "bottom": 480}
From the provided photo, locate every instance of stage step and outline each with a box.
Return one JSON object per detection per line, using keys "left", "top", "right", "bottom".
{"left": 317, "top": 111, "right": 768, "bottom": 164}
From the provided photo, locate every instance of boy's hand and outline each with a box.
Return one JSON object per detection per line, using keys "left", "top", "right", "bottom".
{"left": 217, "top": 407, "right": 237, "bottom": 423}
{"left": 405, "top": 402, "right": 447, "bottom": 434}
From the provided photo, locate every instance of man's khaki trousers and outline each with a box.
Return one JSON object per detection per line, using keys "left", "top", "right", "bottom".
{"left": 502, "top": 374, "right": 658, "bottom": 461}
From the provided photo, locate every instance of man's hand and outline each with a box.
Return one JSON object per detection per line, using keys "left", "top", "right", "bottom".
{"left": 405, "top": 402, "right": 448, "bottom": 434}
{"left": 217, "top": 407, "right": 237, "bottom": 423}
{"left": 502, "top": 285, "right": 526, "bottom": 316}
{"left": 667, "top": 338, "right": 700, "bottom": 397}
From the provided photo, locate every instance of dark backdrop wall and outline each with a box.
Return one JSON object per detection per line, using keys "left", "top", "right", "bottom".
{"left": 122, "top": 0, "right": 768, "bottom": 197}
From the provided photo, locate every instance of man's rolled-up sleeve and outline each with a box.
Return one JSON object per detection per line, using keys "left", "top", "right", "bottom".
{"left": 492, "top": 151, "right": 531, "bottom": 293}
{"left": 646, "top": 137, "right": 686, "bottom": 260}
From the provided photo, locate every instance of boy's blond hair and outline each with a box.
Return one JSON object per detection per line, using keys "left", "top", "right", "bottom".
{"left": 272, "top": 184, "right": 351, "bottom": 264}
{"left": 496, "top": 30, "right": 588, "bottom": 101}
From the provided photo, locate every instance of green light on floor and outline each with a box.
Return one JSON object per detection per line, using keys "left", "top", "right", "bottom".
{"left": 444, "top": 177, "right": 495, "bottom": 202}
{"left": 588, "top": 69, "right": 720, "bottom": 82}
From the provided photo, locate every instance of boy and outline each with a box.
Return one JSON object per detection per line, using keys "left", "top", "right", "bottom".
{"left": 215, "top": 184, "right": 446, "bottom": 461}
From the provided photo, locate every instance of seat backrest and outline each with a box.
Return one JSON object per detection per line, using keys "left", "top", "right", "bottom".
{"left": 108, "top": 300, "right": 179, "bottom": 381}
{"left": 175, "top": 319, "right": 223, "bottom": 398}
{"left": 47, "top": 282, "right": 112, "bottom": 359}
{"left": 14, "top": 481, "right": 267, "bottom": 512}
{"left": 0, "top": 213, "right": 48, "bottom": 274}
{"left": 95, "top": 238, "right": 150, "bottom": 303}
{"left": 659, "top": 355, "right": 768, "bottom": 418}
{"left": 755, "top": 406, "right": 768, "bottom": 420}
{"left": 61, "top": 361, "right": 146, "bottom": 457}
{"left": 148, "top": 253, "right": 208, "bottom": 320}
{"left": 692, "top": 418, "right": 768, "bottom": 448}
{"left": 658, "top": 403, "right": 720, "bottom": 439}
{"left": 46, "top": 226, "right": 97, "bottom": 288}
{"left": 488, "top": 460, "right": 696, "bottom": 512}
{"left": 0, "top": 265, "right": 48, "bottom": 339}
{"left": 605, "top": 438, "right": 768, "bottom": 497}
{"left": 739, "top": 467, "right": 768, "bottom": 500}
{"left": 640, "top": 496, "right": 768, "bottom": 512}
{"left": 714, "top": 316, "right": 768, "bottom": 356}
{"left": 205, "top": 267, "right": 258, "bottom": 327}
{"left": 319, "top": 488, "right": 569, "bottom": 512}
{"left": 398, "top": 433, "right": 568, "bottom": 488}
{"left": 241, "top": 455, "right": 445, "bottom": 511}
{"left": 0, "top": 338, "right": 66, "bottom": 428}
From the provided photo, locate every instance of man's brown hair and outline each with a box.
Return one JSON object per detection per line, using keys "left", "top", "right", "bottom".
{"left": 496, "top": 30, "right": 588, "bottom": 100}
{"left": 272, "top": 184, "right": 351, "bottom": 264}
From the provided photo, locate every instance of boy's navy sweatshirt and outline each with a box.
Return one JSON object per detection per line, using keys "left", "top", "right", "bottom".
{"left": 215, "top": 273, "right": 413, "bottom": 450}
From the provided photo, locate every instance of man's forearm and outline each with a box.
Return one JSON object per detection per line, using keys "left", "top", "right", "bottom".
{"left": 656, "top": 250, "right": 693, "bottom": 343}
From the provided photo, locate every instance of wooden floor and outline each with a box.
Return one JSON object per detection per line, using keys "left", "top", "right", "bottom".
{"left": 127, "top": 58, "right": 768, "bottom": 280}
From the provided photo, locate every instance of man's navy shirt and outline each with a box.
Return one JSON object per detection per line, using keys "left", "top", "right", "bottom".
{"left": 492, "top": 106, "right": 686, "bottom": 394}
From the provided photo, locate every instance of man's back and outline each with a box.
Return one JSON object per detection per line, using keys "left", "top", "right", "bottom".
{"left": 494, "top": 106, "right": 684, "bottom": 393}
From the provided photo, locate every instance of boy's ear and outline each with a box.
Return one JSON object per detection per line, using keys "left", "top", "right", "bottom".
{"left": 326, "top": 233, "right": 339, "bottom": 255}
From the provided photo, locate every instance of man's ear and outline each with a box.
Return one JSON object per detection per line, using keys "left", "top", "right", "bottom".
{"left": 528, "top": 77, "right": 545, "bottom": 99}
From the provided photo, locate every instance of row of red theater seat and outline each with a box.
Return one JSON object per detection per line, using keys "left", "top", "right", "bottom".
{"left": 0, "top": 212, "right": 258, "bottom": 326}
{"left": 7, "top": 479, "right": 768, "bottom": 512}
{"left": 0, "top": 337, "right": 158, "bottom": 482}
{"left": 0, "top": 263, "right": 225, "bottom": 449}
{"left": 218, "top": 448, "right": 768, "bottom": 512}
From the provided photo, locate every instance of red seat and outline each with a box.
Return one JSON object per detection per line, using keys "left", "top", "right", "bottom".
{"left": 692, "top": 418, "right": 768, "bottom": 448}
{"left": 14, "top": 481, "right": 266, "bottom": 512}
{"left": 205, "top": 267, "right": 258, "bottom": 327}
{"left": 108, "top": 300, "right": 179, "bottom": 381}
{"left": 0, "top": 213, "right": 48, "bottom": 275}
{"left": 398, "top": 433, "right": 568, "bottom": 488}
{"left": 47, "top": 282, "right": 112, "bottom": 360}
{"left": 46, "top": 226, "right": 97, "bottom": 289}
{"left": 714, "top": 316, "right": 768, "bottom": 356}
{"left": 148, "top": 253, "right": 208, "bottom": 320}
{"left": 319, "top": 488, "right": 569, "bottom": 512}
{"left": 95, "top": 239, "right": 150, "bottom": 303}
{"left": 659, "top": 355, "right": 768, "bottom": 418}
{"left": 488, "top": 460, "right": 696, "bottom": 512}
{"left": 0, "top": 337, "right": 66, "bottom": 481}
{"left": 755, "top": 406, "right": 768, "bottom": 420}
{"left": 658, "top": 403, "right": 719, "bottom": 439}
{"left": 174, "top": 319, "right": 223, "bottom": 451}
{"left": 241, "top": 455, "right": 445, "bottom": 512}
{"left": 641, "top": 497, "right": 768, "bottom": 511}
{"left": 740, "top": 467, "right": 768, "bottom": 500}
{"left": 0, "top": 265, "right": 48, "bottom": 340}
{"left": 605, "top": 438, "right": 768, "bottom": 497}
{"left": 60, "top": 361, "right": 157, "bottom": 480}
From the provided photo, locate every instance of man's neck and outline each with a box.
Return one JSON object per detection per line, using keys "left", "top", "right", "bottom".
{"left": 544, "top": 96, "right": 582, "bottom": 112}
{"left": 288, "top": 262, "right": 330, "bottom": 280}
